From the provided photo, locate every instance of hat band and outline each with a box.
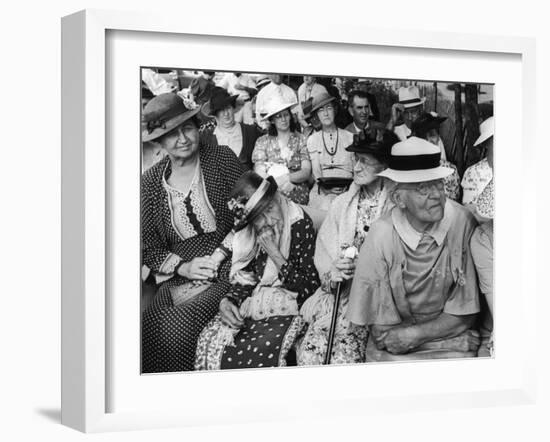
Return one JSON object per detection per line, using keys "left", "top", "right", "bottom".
{"left": 245, "top": 179, "right": 271, "bottom": 212}
{"left": 144, "top": 102, "right": 188, "bottom": 134}
{"left": 389, "top": 153, "right": 440, "bottom": 171}
{"left": 399, "top": 98, "right": 422, "bottom": 105}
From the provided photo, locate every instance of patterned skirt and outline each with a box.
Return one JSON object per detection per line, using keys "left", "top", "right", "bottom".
{"left": 195, "top": 314, "right": 305, "bottom": 370}
{"left": 295, "top": 288, "right": 368, "bottom": 366}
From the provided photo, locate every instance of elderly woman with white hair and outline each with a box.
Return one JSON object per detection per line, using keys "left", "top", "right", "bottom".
{"left": 346, "top": 136, "right": 482, "bottom": 361}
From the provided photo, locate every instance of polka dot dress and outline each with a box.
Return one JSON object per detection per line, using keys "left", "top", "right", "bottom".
{"left": 141, "top": 145, "right": 245, "bottom": 373}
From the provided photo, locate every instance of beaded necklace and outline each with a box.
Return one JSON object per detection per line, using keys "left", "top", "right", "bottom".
{"left": 322, "top": 129, "right": 339, "bottom": 162}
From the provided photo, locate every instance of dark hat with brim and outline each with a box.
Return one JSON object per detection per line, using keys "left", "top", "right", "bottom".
{"left": 346, "top": 124, "right": 397, "bottom": 164}
{"left": 201, "top": 87, "right": 239, "bottom": 117}
{"left": 142, "top": 93, "right": 201, "bottom": 143}
{"left": 411, "top": 112, "right": 447, "bottom": 138}
{"left": 317, "top": 176, "right": 353, "bottom": 190}
{"left": 229, "top": 175, "right": 279, "bottom": 232}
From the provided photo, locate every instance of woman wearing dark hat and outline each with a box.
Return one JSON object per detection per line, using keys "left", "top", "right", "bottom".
{"left": 195, "top": 171, "right": 320, "bottom": 370}
{"left": 411, "top": 112, "right": 460, "bottom": 201}
{"left": 141, "top": 92, "right": 246, "bottom": 373}
{"left": 251, "top": 95, "right": 312, "bottom": 205}
{"left": 306, "top": 91, "right": 355, "bottom": 211}
{"left": 296, "top": 130, "right": 398, "bottom": 365}
{"left": 199, "top": 87, "right": 262, "bottom": 170}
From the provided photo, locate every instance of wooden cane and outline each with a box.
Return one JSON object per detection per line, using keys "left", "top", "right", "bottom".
{"left": 324, "top": 281, "right": 342, "bottom": 365}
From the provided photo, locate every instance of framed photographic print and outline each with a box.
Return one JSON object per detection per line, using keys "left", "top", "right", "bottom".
{"left": 62, "top": 9, "right": 537, "bottom": 433}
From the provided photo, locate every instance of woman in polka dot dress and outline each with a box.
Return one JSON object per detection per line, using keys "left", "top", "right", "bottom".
{"left": 141, "top": 92, "right": 245, "bottom": 373}
{"left": 195, "top": 171, "right": 320, "bottom": 370}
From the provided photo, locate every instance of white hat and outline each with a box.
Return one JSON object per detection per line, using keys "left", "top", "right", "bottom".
{"left": 261, "top": 94, "right": 297, "bottom": 121}
{"left": 398, "top": 86, "right": 426, "bottom": 109}
{"left": 474, "top": 116, "right": 494, "bottom": 146}
{"left": 377, "top": 136, "right": 454, "bottom": 183}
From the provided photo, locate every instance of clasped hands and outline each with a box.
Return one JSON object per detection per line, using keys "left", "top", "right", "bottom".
{"left": 176, "top": 255, "right": 220, "bottom": 280}
{"left": 371, "top": 325, "right": 481, "bottom": 354}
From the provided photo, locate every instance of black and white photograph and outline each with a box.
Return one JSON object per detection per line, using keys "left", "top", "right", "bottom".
{"left": 140, "top": 69, "right": 494, "bottom": 374}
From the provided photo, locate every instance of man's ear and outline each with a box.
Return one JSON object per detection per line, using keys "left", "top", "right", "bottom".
{"left": 348, "top": 105, "right": 354, "bottom": 118}
{"left": 391, "top": 188, "right": 407, "bottom": 209}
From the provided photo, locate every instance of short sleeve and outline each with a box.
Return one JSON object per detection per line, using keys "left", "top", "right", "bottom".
{"left": 470, "top": 225, "right": 493, "bottom": 298}
{"left": 297, "top": 134, "right": 310, "bottom": 162}
{"left": 251, "top": 135, "right": 269, "bottom": 164}
{"left": 443, "top": 225, "right": 481, "bottom": 317}
{"left": 346, "top": 222, "right": 402, "bottom": 326}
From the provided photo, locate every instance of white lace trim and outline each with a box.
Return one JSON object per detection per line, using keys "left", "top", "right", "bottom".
{"left": 163, "top": 160, "right": 217, "bottom": 241}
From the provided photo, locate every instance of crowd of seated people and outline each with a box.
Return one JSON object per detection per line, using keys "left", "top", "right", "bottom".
{"left": 140, "top": 70, "right": 494, "bottom": 373}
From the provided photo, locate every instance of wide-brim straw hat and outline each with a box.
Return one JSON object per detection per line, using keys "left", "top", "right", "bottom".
{"left": 201, "top": 86, "right": 239, "bottom": 116}
{"left": 377, "top": 136, "right": 454, "bottom": 183}
{"left": 142, "top": 93, "right": 200, "bottom": 143}
{"left": 261, "top": 95, "right": 297, "bottom": 121}
{"left": 474, "top": 116, "right": 494, "bottom": 146}
{"left": 398, "top": 86, "right": 426, "bottom": 109}
{"left": 310, "top": 91, "right": 336, "bottom": 114}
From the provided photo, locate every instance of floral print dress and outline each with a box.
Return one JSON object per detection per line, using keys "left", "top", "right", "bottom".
{"left": 296, "top": 188, "right": 384, "bottom": 366}
{"left": 252, "top": 132, "right": 311, "bottom": 204}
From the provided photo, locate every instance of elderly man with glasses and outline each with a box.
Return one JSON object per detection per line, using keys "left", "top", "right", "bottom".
{"left": 346, "top": 136, "right": 482, "bottom": 361}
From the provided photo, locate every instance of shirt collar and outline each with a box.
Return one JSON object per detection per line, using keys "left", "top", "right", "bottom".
{"left": 392, "top": 200, "right": 454, "bottom": 250}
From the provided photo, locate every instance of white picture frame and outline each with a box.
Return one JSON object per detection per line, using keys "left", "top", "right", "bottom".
{"left": 61, "top": 9, "right": 537, "bottom": 433}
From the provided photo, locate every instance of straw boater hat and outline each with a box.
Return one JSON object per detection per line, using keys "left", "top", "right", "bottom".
{"left": 201, "top": 87, "right": 238, "bottom": 116}
{"left": 255, "top": 75, "right": 271, "bottom": 90}
{"left": 261, "top": 95, "right": 297, "bottom": 121}
{"left": 228, "top": 171, "right": 278, "bottom": 232}
{"left": 474, "top": 116, "right": 494, "bottom": 146}
{"left": 411, "top": 112, "right": 447, "bottom": 137}
{"left": 397, "top": 86, "right": 426, "bottom": 109}
{"left": 377, "top": 136, "right": 453, "bottom": 183}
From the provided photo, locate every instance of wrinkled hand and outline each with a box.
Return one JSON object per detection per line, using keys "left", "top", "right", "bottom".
{"left": 219, "top": 298, "right": 244, "bottom": 328}
{"left": 330, "top": 257, "right": 356, "bottom": 283}
{"left": 446, "top": 330, "right": 481, "bottom": 352}
{"left": 257, "top": 226, "right": 281, "bottom": 256}
{"left": 373, "top": 325, "right": 419, "bottom": 354}
{"left": 177, "top": 256, "right": 217, "bottom": 280}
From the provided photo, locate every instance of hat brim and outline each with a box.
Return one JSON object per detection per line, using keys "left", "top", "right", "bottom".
{"left": 377, "top": 165, "right": 453, "bottom": 183}
{"left": 142, "top": 106, "right": 201, "bottom": 142}
{"left": 473, "top": 131, "right": 493, "bottom": 147}
{"left": 233, "top": 176, "right": 278, "bottom": 232}
{"left": 399, "top": 97, "right": 426, "bottom": 109}
{"left": 413, "top": 116, "right": 447, "bottom": 134}
{"left": 311, "top": 95, "right": 336, "bottom": 113}
{"left": 201, "top": 95, "right": 238, "bottom": 117}
{"left": 262, "top": 102, "right": 297, "bottom": 121}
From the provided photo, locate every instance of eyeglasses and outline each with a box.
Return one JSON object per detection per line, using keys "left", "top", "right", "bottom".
{"left": 317, "top": 105, "right": 335, "bottom": 114}
{"left": 399, "top": 179, "right": 445, "bottom": 196}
